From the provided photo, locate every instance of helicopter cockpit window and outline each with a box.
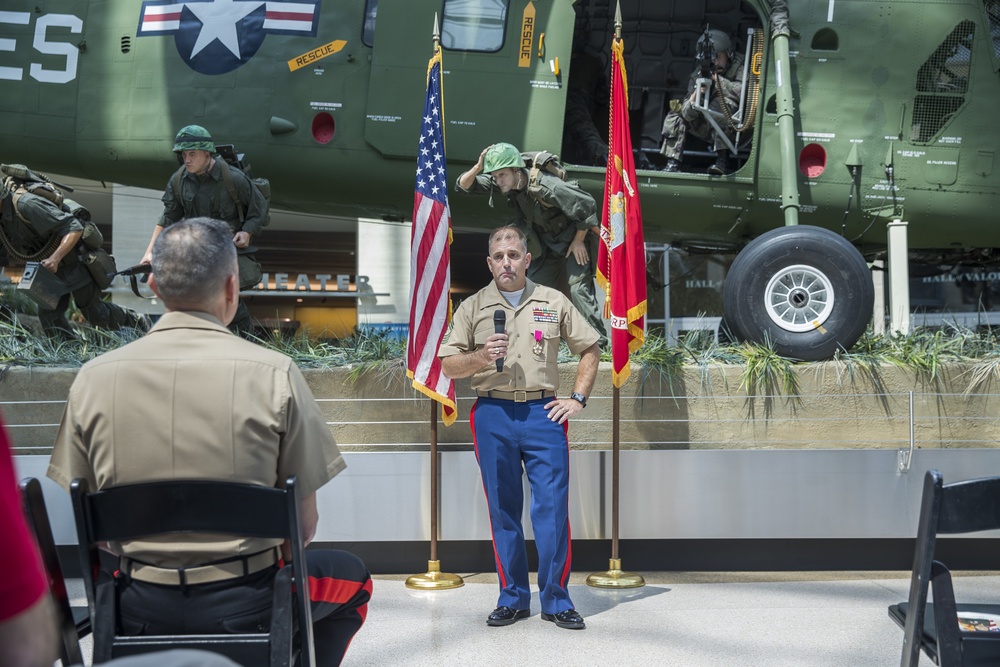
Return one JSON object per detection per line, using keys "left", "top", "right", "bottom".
{"left": 911, "top": 20, "right": 975, "bottom": 142}
{"left": 441, "top": 0, "right": 509, "bottom": 52}
{"left": 362, "top": 0, "right": 378, "bottom": 47}
{"left": 985, "top": 0, "right": 1000, "bottom": 70}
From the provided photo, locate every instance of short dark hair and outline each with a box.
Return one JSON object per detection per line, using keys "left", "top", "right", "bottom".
{"left": 151, "top": 217, "right": 236, "bottom": 304}
{"left": 488, "top": 225, "right": 527, "bottom": 255}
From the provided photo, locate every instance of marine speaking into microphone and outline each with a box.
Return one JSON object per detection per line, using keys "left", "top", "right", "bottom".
{"left": 435, "top": 225, "right": 602, "bottom": 630}
{"left": 494, "top": 309, "right": 506, "bottom": 372}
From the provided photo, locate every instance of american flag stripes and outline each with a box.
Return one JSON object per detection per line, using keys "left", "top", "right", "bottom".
{"left": 406, "top": 47, "right": 457, "bottom": 425}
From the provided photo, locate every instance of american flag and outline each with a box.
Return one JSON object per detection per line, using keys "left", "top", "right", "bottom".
{"left": 407, "top": 47, "right": 457, "bottom": 425}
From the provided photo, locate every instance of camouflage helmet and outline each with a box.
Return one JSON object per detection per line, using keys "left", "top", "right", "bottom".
{"left": 172, "top": 125, "right": 215, "bottom": 153}
{"left": 700, "top": 29, "right": 732, "bottom": 55}
{"left": 483, "top": 142, "right": 525, "bottom": 173}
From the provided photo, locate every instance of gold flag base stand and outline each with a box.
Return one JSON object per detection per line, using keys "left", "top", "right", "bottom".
{"left": 586, "top": 558, "right": 645, "bottom": 589}
{"left": 405, "top": 560, "right": 464, "bottom": 590}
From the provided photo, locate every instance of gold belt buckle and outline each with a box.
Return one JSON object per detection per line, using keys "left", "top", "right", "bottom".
{"left": 514, "top": 390, "right": 527, "bottom": 402}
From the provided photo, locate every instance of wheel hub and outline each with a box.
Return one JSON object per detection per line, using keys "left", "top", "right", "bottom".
{"left": 788, "top": 288, "right": 809, "bottom": 308}
{"left": 764, "top": 264, "right": 835, "bottom": 332}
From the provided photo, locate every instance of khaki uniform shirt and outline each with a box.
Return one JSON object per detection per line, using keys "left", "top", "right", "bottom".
{"left": 438, "top": 280, "right": 599, "bottom": 392}
{"left": 48, "top": 311, "right": 344, "bottom": 568}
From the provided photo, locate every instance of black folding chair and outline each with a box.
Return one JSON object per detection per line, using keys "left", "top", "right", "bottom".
{"left": 18, "top": 477, "right": 91, "bottom": 666}
{"left": 70, "top": 476, "right": 314, "bottom": 667}
{"left": 888, "top": 469, "right": 1000, "bottom": 667}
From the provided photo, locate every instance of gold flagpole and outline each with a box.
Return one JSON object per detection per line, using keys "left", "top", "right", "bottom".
{"left": 406, "top": 399, "right": 463, "bottom": 589}
{"left": 406, "top": 13, "right": 463, "bottom": 591}
{"left": 587, "top": 2, "right": 644, "bottom": 589}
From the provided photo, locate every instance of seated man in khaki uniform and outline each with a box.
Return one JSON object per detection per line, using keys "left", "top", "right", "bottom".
{"left": 49, "top": 217, "right": 371, "bottom": 667}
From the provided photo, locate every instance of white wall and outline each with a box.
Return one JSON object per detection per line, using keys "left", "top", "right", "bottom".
{"left": 355, "top": 218, "right": 411, "bottom": 326}
{"left": 110, "top": 184, "right": 164, "bottom": 315}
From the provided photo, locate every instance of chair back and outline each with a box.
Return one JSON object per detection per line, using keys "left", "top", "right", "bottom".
{"left": 70, "top": 476, "right": 314, "bottom": 667}
{"left": 895, "top": 469, "right": 1000, "bottom": 667}
{"left": 935, "top": 473, "right": 1000, "bottom": 536}
{"left": 18, "top": 477, "right": 89, "bottom": 666}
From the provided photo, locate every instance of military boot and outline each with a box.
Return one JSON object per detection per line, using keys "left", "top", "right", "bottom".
{"left": 662, "top": 158, "right": 681, "bottom": 173}
{"left": 708, "top": 152, "right": 730, "bottom": 175}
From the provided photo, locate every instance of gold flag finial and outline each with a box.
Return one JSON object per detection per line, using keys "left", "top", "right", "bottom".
{"left": 614, "top": 2, "right": 622, "bottom": 39}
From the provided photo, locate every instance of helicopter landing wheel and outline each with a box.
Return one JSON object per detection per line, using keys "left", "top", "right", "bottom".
{"left": 722, "top": 225, "right": 874, "bottom": 361}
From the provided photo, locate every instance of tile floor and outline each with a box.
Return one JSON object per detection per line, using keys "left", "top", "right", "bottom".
{"left": 71, "top": 571, "right": 996, "bottom": 666}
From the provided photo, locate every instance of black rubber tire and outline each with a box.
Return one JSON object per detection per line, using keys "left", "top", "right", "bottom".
{"left": 722, "top": 225, "right": 874, "bottom": 361}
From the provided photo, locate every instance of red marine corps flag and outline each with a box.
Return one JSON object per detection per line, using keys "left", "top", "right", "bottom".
{"left": 586, "top": 14, "right": 647, "bottom": 590}
{"left": 597, "top": 35, "right": 647, "bottom": 388}
{"left": 406, "top": 44, "right": 457, "bottom": 426}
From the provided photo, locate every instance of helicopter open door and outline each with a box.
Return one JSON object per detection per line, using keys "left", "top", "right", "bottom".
{"left": 364, "top": 0, "right": 574, "bottom": 163}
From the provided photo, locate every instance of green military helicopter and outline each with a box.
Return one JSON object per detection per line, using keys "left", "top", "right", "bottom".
{"left": 1, "top": 0, "right": 998, "bottom": 360}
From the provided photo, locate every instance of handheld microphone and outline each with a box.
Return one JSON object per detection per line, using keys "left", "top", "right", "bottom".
{"left": 493, "top": 309, "right": 506, "bottom": 372}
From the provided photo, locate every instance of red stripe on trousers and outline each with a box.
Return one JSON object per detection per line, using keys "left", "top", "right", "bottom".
{"left": 560, "top": 422, "right": 573, "bottom": 588}
{"left": 469, "top": 400, "right": 508, "bottom": 591}
{"left": 309, "top": 576, "right": 373, "bottom": 622}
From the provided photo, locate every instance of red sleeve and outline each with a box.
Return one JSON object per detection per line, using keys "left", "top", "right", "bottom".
{"left": 0, "top": 417, "right": 48, "bottom": 621}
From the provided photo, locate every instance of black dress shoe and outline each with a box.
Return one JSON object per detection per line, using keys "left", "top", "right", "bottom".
{"left": 541, "top": 608, "right": 586, "bottom": 630}
{"left": 486, "top": 606, "right": 530, "bottom": 626}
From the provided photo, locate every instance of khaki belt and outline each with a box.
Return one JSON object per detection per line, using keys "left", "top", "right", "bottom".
{"left": 476, "top": 389, "right": 554, "bottom": 402}
{"left": 123, "top": 547, "right": 279, "bottom": 587}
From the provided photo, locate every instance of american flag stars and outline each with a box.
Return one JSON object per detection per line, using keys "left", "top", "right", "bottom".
{"left": 407, "top": 50, "right": 456, "bottom": 425}
{"left": 415, "top": 73, "right": 447, "bottom": 203}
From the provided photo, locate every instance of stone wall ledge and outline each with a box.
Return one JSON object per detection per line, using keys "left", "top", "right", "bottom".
{"left": 3, "top": 362, "right": 998, "bottom": 453}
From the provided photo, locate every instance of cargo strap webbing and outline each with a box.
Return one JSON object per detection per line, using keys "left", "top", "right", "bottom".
{"left": 171, "top": 160, "right": 246, "bottom": 225}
